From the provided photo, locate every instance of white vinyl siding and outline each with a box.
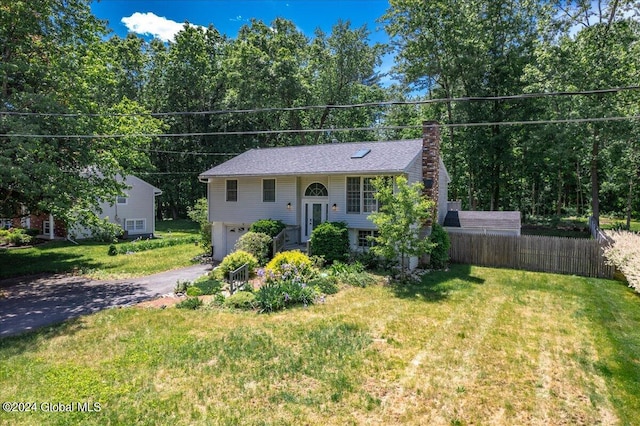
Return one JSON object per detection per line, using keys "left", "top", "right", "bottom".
{"left": 125, "top": 219, "right": 146, "bottom": 232}
{"left": 262, "top": 179, "right": 276, "bottom": 202}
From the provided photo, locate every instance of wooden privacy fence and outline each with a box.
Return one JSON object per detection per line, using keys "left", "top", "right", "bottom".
{"left": 448, "top": 233, "right": 614, "bottom": 278}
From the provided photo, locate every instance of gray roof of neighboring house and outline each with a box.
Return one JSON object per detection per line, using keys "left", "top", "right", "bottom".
{"left": 199, "top": 139, "right": 424, "bottom": 178}
{"left": 444, "top": 211, "right": 521, "bottom": 229}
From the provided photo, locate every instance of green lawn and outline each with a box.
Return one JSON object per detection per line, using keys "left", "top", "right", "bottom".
{"left": 1, "top": 265, "right": 639, "bottom": 425}
{"left": 0, "top": 220, "right": 203, "bottom": 280}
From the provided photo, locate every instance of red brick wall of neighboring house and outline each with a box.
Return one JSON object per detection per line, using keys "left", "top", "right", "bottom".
{"left": 28, "top": 214, "right": 67, "bottom": 237}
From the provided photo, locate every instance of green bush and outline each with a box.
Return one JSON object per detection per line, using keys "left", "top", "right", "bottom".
{"left": 235, "top": 232, "right": 272, "bottom": 265}
{"left": 218, "top": 250, "right": 258, "bottom": 279}
{"left": 329, "top": 261, "right": 375, "bottom": 287}
{"left": 255, "top": 282, "right": 286, "bottom": 312}
{"left": 310, "top": 221, "right": 349, "bottom": 264}
{"left": 107, "top": 244, "right": 117, "bottom": 256}
{"left": 186, "top": 286, "right": 203, "bottom": 297}
{"left": 194, "top": 279, "right": 222, "bottom": 295}
{"left": 5, "top": 228, "right": 33, "bottom": 246}
{"left": 265, "top": 250, "right": 317, "bottom": 282}
{"left": 224, "top": 291, "right": 257, "bottom": 309}
{"left": 176, "top": 297, "right": 203, "bottom": 310}
{"left": 187, "top": 198, "right": 212, "bottom": 251}
{"left": 255, "top": 280, "right": 317, "bottom": 312}
{"left": 309, "top": 275, "right": 340, "bottom": 295}
{"left": 90, "top": 218, "right": 124, "bottom": 243}
{"left": 428, "top": 223, "right": 450, "bottom": 269}
{"left": 249, "top": 219, "right": 286, "bottom": 238}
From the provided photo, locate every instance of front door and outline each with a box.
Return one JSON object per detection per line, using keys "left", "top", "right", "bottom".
{"left": 302, "top": 200, "right": 327, "bottom": 241}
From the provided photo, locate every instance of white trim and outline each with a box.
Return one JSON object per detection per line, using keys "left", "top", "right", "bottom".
{"left": 116, "top": 195, "right": 128, "bottom": 205}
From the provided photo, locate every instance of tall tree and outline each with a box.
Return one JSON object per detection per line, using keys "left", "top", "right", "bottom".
{"left": 0, "top": 0, "right": 157, "bottom": 226}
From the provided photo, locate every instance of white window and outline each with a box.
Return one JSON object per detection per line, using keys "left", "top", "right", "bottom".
{"left": 358, "top": 230, "right": 379, "bottom": 248}
{"left": 347, "top": 176, "right": 387, "bottom": 214}
{"left": 116, "top": 195, "right": 128, "bottom": 205}
{"left": 125, "top": 219, "right": 146, "bottom": 232}
{"left": 262, "top": 179, "right": 276, "bottom": 202}
{"left": 226, "top": 180, "right": 238, "bottom": 202}
{"left": 1, "top": 218, "right": 12, "bottom": 229}
{"left": 43, "top": 220, "right": 51, "bottom": 234}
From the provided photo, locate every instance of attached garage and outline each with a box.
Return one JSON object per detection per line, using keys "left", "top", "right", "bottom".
{"left": 224, "top": 224, "right": 249, "bottom": 256}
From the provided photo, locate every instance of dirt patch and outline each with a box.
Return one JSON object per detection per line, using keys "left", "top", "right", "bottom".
{"left": 135, "top": 294, "right": 217, "bottom": 309}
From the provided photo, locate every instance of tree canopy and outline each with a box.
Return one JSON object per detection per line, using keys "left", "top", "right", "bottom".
{"left": 2, "top": 1, "right": 639, "bottom": 224}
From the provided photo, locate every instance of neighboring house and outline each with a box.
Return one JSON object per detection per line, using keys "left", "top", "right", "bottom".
{"left": 2, "top": 175, "right": 162, "bottom": 239}
{"left": 443, "top": 209, "right": 521, "bottom": 236}
{"left": 199, "top": 122, "right": 450, "bottom": 262}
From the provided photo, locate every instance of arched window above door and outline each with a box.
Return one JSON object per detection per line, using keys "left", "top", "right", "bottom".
{"left": 304, "top": 182, "right": 328, "bottom": 197}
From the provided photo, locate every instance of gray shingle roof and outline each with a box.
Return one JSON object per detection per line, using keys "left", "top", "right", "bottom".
{"left": 199, "top": 139, "right": 423, "bottom": 177}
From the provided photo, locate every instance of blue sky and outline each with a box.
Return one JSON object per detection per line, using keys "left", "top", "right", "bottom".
{"left": 91, "top": 0, "right": 390, "bottom": 43}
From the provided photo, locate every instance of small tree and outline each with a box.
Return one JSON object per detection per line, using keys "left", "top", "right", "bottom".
{"left": 187, "top": 198, "right": 211, "bottom": 252}
{"left": 368, "top": 175, "right": 435, "bottom": 280}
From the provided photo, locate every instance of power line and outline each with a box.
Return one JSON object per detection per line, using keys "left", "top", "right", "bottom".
{"left": 2, "top": 86, "right": 639, "bottom": 118}
{"left": 2, "top": 115, "right": 639, "bottom": 139}
{"left": 134, "top": 148, "right": 239, "bottom": 156}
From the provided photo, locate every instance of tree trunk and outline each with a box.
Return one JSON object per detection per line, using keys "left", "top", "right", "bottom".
{"left": 590, "top": 128, "right": 600, "bottom": 227}
{"left": 556, "top": 169, "right": 563, "bottom": 216}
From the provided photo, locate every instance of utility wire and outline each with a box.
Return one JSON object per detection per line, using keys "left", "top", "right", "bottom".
{"left": 3, "top": 115, "right": 639, "bottom": 139}
{"left": 1, "top": 86, "right": 639, "bottom": 118}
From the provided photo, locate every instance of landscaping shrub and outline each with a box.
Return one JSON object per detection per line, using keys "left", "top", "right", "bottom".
{"left": 4, "top": 228, "right": 33, "bottom": 246}
{"left": 255, "top": 280, "right": 317, "bottom": 312}
{"left": 187, "top": 198, "right": 212, "bottom": 251}
{"left": 310, "top": 221, "right": 349, "bottom": 264}
{"left": 176, "top": 297, "right": 203, "bottom": 310}
{"left": 428, "top": 223, "right": 450, "bottom": 269}
{"left": 218, "top": 250, "right": 258, "bottom": 279}
{"left": 194, "top": 279, "right": 222, "bottom": 295}
{"left": 603, "top": 230, "right": 640, "bottom": 293}
{"left": 329, "top": 261, "right": 375, "bottom": 287}
{"left": 235, "top": 232, "right": 272, "bottom": 265}
{"left": 265, "top": 250, "right": 317, "bottom": 281}
{"left": 107, "top": 244, "right": 117, "bottom": 256}
{"left": 90, "top": 219, "right": 124, "bottom": 243}
{"left": 224, "top": 291, "right": 257, "bottom": 309}
{"left": 186, "top": 286, "right": 203, "bottom": 297}
{"left": 249, "top": 219, "right": 286, "bottom": 238}
{"left": 309, "top": 275, "right": 340, "bottom": 295}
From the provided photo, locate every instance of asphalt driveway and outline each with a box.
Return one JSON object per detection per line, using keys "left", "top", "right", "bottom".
{"left": 0, "top": 264, "right": 212, "bottom": 338}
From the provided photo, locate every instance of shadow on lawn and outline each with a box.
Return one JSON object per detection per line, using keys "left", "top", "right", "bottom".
{"left": 0, "top": 245, "right": 102, "bottom": 282}
{"left": 391, "top": 263, "right": 485, "bottom": 302}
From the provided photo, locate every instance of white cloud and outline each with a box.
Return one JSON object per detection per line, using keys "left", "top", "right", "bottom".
{"left": 121, "top": 12, "right": 201, "bottom": 42}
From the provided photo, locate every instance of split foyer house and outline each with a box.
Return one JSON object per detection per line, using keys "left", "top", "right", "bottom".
{"left": 199, "top": 122, "right": 450, "bottom": 262}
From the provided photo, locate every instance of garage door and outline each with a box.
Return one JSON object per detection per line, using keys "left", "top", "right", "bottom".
{"left": 225, "top": 225, "right": 248, "bottom": 255}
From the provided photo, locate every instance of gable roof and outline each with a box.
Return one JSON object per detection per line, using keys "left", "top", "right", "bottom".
{"left": 199, "top": 139, "right": 423, "bottom": 178}
{"left": 444, "top": 211, "right": 521, "bottom": 230}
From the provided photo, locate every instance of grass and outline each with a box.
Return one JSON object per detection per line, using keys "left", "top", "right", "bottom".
{"left": 0, "top": 220, "right": 203, "bottom": 280}
{"left": 1, "top": 265, "right": 639, "bottom": 425}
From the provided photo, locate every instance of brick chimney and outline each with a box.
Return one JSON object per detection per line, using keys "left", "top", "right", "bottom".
{"left": 422, "top": 121, "right": 441, "bottom": 226}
